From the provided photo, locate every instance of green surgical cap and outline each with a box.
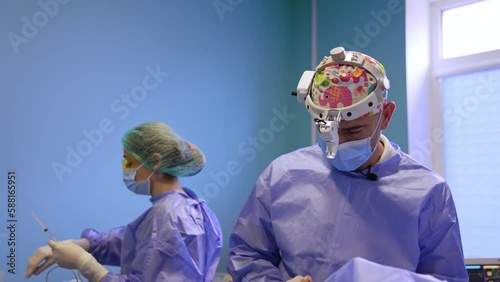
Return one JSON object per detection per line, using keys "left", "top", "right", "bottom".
{"left": 122, "top": 122, "right": 205, "bottom": 177}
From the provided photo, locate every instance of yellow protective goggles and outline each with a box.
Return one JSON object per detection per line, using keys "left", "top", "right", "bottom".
{"left": 122, "top": 158, "right": 139, "bottom": 172}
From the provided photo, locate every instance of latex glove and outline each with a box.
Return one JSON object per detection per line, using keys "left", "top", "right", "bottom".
{"left": 25, "top": 245, "right": 53, "bottom": 278}
{"left": 288, "top": 275, "right": 313, "bottom": 282}
{"left": 25, "top": 238, "right": 90, "bottom": 279}
{"left": 78, "top": 253, "right": 109, "bottom": 282}
{"left": 48, "top": 240, "right": 88, "bottom": 269}
{"left": 48, "top": 240, "right": 108, "bottom": 282}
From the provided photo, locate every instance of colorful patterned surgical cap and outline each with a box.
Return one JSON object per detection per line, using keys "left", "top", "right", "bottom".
{"left": 311, "top": 52, "right": 388, "bottom": 118}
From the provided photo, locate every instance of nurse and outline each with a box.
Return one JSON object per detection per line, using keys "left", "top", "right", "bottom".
{"left": 26, "top": 121, "right": 223, "bottom": 282}
{"left": 227, "top": 47, "right": 468, "bottom": 282}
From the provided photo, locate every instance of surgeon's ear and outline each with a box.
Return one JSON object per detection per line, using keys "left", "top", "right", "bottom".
{"left": 381, "top": 101, "right": 396, "bottom": 130}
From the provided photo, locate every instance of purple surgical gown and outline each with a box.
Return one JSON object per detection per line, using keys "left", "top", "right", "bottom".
{"left": 228, "top": 143, "right": 468, "bottom": 282}
{"left": 82, "top": 188, "right": 222, "bottom": 282}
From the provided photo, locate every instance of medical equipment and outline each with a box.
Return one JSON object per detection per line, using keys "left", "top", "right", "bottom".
{"left": 32, "top": 212, "right": 57, "bottom": 241}
{"left": 465, "top": 258, "right": 500, "bottom": 282}
{"left": 31, "top": 212, "right": 84, "bottom": 282}
{"left": 294, "top": 47, "right": 390, "bottom": 158}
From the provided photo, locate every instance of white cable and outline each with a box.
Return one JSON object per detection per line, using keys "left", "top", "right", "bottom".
{"left": 45, "top": 265, "right": 83, "bottom": 282}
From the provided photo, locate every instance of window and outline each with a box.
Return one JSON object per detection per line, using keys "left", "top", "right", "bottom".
{"left": 429, "top": 0, "right": 500, "bottom": 258}
{"left": 441, "top": 68, "right": 500, "bottom": 257}
{"left": 441, "top": 0, "right": 500, "bottom": 58}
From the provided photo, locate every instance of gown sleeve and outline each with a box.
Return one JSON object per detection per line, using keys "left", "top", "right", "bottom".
{"left": 82, "top": 227, "right": 125, "bottom": 267}
{"left": 228, "top": 174, "right": 286, "bottom": 282}
{"left": 416, "top": 182, "right": 469, "bottom": 282}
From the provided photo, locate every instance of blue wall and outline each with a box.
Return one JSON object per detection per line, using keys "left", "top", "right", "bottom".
{"left": 0, "top": 1, "right": 405, "bottom": 281}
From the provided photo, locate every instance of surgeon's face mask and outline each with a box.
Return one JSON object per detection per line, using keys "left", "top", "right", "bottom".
{"left": 123, "top": 163, "right": 154, "bottom": 195}
{"left": 319, "top": 113, "right": 383, "bottom": 172}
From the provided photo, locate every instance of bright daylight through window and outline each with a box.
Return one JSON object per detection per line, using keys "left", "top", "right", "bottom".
{"left": 441, "top": 0, "right": 500, "bottom": 58}
{"left": 436, "top": 0, "right": 500, "bottom": 258}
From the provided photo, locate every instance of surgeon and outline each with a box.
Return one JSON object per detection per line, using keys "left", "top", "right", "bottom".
{"left": 26, "top": 121, "right": 223, "bottom": 282}
{"left": 227, "top": 47, "right": 468, "bottom": 282}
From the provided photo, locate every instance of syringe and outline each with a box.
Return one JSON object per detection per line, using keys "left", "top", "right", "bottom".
{"left": 31, "top": 212, "right": 57, "bottom": 241}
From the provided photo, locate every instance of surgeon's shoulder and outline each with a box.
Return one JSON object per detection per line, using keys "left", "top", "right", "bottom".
{"left": 261, "top": 144, "right": 327, "bottom": 177}
{"left": 397, "top": 148, "right": 447, "bottom": 187}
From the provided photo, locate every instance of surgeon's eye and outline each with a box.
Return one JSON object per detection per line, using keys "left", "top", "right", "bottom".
{"left": 343, "top": 128, "right": 363, "bottom": 135}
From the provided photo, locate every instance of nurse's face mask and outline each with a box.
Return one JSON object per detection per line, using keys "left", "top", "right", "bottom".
{"left": 122, "top": 158, "right": 154, "bottom": 195}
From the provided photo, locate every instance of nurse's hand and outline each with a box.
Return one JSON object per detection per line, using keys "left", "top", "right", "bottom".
{"left": 48, "top": 240, "right": 87, "bottom": 269}
{"left": 25, "top": 245, "right": 55, "bottom": 278}
{"left": 25, "top": 238, "right": 90, "bottom": 279}
{"left": 288, "top": 275, "right": 313, "bottom": 282}
{"left": 48, "top": 240, "right": 109, "bottom": 282}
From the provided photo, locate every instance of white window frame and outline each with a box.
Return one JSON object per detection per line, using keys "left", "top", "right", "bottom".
{"left": 406, "top": 0, "right": 500, "bottom": 177}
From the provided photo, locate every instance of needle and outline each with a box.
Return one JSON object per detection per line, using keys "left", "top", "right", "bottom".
{"left": 32, "top": 212, "right": 57, "bottom": 241}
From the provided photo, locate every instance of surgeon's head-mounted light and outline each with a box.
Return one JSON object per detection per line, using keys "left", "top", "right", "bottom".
{"left": 293, "top": 47, "right": 390, "bottom": 159}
